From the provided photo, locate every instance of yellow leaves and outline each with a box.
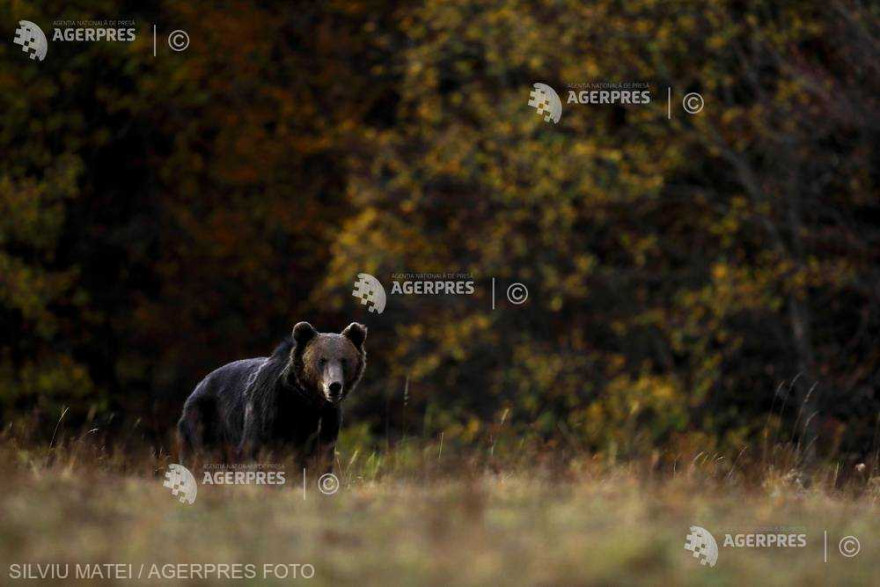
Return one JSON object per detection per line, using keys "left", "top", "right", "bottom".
{"left": 1, "top": 0, "right": 870, "bottom": 456}
{"left": 577, "top": 374, "right": 688, "bottom": 453}
{"left": 707, "top": 34, "right": 728, "bottom": 51}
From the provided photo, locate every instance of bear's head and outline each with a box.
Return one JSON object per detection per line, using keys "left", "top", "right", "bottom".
{"left": 289, "top": 322, "right": 367, "bottom": 405}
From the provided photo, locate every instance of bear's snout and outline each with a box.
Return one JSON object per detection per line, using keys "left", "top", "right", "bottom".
{"left": 323, "top": 362, "right": 345, "bottom": 402}
{"left": 325, "top": 380, "right": 343, "bottom": 402}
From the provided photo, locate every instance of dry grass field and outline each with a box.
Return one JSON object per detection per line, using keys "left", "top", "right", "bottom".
{"left": 1, "top": 433, "right": 878, "bottom": 586}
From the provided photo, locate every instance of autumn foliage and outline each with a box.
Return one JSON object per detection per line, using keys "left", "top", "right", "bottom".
{"left": 1, "top": 1, "right": 878, "bottom": 461}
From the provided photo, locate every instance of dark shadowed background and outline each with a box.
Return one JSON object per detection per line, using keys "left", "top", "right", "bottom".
{"left": 1, "top": 0, "right": 878, "bottom": 464}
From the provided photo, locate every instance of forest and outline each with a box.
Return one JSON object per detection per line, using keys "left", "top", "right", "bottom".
{"left": 1, "top": 0, "right": 878, "bottom": 467}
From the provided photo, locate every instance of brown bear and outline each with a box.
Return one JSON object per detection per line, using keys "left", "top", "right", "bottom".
{"left": 177, "top": 322, "right": 367, "bottom": 470}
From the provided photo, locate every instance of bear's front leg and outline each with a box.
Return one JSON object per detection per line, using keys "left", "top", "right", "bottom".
{"left": 312, "top": 406, "right": 342, "bottom": 474}
{"left": 237, "top": 403, "right": 262, "bottom": 462}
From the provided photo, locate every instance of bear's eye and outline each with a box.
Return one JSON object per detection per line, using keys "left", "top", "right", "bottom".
{"left": 319, "top": 358, "right": 327, "bottom": 366}
{"left": 341, "top": 358, "right": 348, "bottom": 367}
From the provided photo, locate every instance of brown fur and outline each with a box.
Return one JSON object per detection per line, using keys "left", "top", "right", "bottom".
{"left": 178, "top": 322, "right": 367, "bottom": 471}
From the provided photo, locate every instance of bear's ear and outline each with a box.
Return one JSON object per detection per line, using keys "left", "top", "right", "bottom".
{"left": 293, "top": 322, "right": 318, "bottom": 346}
{"left": 342, "top": 322, "right": 367, "bottom": 350}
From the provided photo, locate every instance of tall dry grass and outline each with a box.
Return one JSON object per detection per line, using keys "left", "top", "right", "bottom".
{"left": 1, "top": 379, "right": 878, "bottom": 585}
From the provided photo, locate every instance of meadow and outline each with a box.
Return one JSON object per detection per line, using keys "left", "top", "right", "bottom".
{"left": 2, "top": 2, "right": 877, "bottom": 585}
{"left": 1, "top": 430, "right": 877, "bottom": 586}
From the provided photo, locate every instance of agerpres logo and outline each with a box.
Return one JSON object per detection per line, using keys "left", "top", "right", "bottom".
{"left": 202, "top": 463, "right": 287, "bottom": 486}
{"left": 11, "top": 18, "right": 138, "bottom": 62}
{"left": 13, "top": 20, "right": 48, "bottom": 61}
{"left": 684, "top": 525, "right": 809, "bottom": 568}
{"left": 162, "top": 463, "right": 290, "bottom": 505}
{"left": 353, "top": 273, "right": 387, "bottom": 315}
{"left": 527, "top": 83, "right": 562, "bottom": 124}
{"left": 566, "top": 81, "right": 652, "bottom": 105}
{"left": 528, "top": 81, "right": 655, "bottom": 124}
{"left": 389, "top": 273, "right": 476, "bottom": 296}
{"left": 353, "top": 272, "right": 477, "bottom": 315}
{"left": 51, "top": 19, "right": 137, "bottom": 42}
{"left": 684, "top": 526, "right": 719, "bottom": 567}
{"left": 163, "top": 463, "right": 198, "bottom": 505}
